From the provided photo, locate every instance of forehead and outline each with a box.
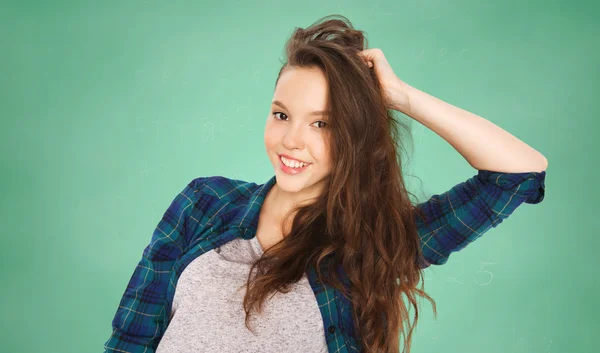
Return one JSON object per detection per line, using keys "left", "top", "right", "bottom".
{"left": 273, "top": 67, "right": 329, "bottom": 115}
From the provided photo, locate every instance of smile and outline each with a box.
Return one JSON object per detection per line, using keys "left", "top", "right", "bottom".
{"left": 279, "top": 155, "right": 311, "bottom": 175}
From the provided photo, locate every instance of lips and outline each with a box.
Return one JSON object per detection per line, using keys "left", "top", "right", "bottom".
{"left": 278, "top": 153, "right": 310, "bottom": 164}
{"left": 279, "top": 155, "right": 310, "bottom": 175}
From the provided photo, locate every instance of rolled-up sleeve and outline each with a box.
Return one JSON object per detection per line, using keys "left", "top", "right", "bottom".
{"left": 415, "top": 170, "right": 546, "bottom": 268}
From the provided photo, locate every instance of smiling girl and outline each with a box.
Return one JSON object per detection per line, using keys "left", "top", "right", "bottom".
{"left": 105, "top": 14, "right": 547, "bottom": 353}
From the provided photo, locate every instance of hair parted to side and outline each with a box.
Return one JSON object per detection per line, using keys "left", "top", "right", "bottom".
{"left": 241, "top": 14, "right": 436, "bottom": 353}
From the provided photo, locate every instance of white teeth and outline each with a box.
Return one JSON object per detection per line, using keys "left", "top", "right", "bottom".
{"left": 281, "top": 156, "right": 308, "bottom": 168}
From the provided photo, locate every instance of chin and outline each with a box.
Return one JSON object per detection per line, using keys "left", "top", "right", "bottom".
{"left": 274, "top": 172, "right": 312, "bottom": 190}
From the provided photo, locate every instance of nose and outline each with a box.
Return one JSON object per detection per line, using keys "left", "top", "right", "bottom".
{"left": 282, "top": 122, "right": 305, "bottom": 150}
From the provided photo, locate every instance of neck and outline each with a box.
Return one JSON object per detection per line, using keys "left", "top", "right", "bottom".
{"left": 264, "top": 180, "right": 323, "bottom": 232}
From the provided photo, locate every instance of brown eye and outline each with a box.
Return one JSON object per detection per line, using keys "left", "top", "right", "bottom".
{"left": 314, "top": 121, "right": 327, "bottom": 129}
{"left": 273, "top": 112, "right": 288, "bottom": 120}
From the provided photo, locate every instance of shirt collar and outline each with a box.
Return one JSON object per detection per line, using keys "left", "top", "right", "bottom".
{"left": 232, "top": 174, "right": 277, "bottom": 238}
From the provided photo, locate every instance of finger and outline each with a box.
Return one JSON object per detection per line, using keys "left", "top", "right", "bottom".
{"left": 358, "top": 48, "right": 383, "bottom": 62}
{"left": 359, "top": 50, "right": 386, "bottom": 69}
{"left": 359, "top": 48, "right": 396, "bottom": 77}
{"left": 357, "top": 51, "right": 375, "bottom": 67}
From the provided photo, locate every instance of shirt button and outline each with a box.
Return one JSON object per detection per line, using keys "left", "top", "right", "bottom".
{"left": 328, "top": 325, "right": 336, "bottom": 334}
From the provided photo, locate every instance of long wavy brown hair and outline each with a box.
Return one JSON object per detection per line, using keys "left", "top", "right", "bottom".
{"left": 241, "top": 14, "right": 436, "bottom": 353}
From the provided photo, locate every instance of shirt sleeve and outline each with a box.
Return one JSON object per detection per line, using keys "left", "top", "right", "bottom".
{"left": 103, "top": 177, "right": 206, "bottom": 353}
{"left": 414, "top": 169, "right": 546, "bottom": 268}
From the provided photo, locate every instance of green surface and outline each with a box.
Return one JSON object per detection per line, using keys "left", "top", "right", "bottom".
{"left": 1, "top": 1, "right": 597, "bottom": 352}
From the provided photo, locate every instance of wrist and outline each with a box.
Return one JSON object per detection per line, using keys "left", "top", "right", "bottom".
{"left": 389, "top": 80, "right": 413, "bottom": 114}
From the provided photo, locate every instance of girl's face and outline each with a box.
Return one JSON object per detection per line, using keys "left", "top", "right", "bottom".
{"left": 264, "top": 66, "right": 332, "bottom": 197}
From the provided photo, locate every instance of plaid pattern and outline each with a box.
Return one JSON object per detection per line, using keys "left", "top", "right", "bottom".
{"left": 415, "top": 169, "right": 546, "bottom": 267}
{"left": 104, "top": 169, "right": 546, "bottom": 353}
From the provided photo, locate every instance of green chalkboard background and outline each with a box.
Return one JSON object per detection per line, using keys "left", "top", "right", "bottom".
{"left": 1, "top": 0, "right": 597, "bottom": 352}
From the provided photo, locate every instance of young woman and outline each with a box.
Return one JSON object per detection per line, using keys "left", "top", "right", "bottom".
{"left": 104, "top": 15, "right": 547, "bottom": 353}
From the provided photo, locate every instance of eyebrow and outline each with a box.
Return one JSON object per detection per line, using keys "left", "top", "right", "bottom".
{"left": 272, "top": 100, "right": 330, "bottom": 116}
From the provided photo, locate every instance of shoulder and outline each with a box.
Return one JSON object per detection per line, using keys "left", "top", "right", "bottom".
{"left": 189, "top": 175, "right": 259, "bottom": 200}
{"left": 182, "top": 175, "right": 263, "bottom": 236}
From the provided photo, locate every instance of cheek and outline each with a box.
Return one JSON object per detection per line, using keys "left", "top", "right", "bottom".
{"left": 310, "top": 139, "right": 330, "bottom": 165}
{"left": 264, "top": 123, "right": 283, "bottom": 152}
{"left": 263, "top": 121, "right": 276, "bottom": 145}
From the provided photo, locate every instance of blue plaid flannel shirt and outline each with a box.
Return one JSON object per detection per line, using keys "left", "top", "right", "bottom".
{"left": 104, "top": 169, "right": 546, "bottom": 353}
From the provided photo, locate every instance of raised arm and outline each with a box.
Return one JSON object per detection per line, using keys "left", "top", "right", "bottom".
{"left": 357, "top": 49, "right": 548, "bottom": 268}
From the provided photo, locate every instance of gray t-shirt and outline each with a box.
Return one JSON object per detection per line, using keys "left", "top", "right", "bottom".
{"left": 155, "top": 235, "right": 328, "bottom": 353}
